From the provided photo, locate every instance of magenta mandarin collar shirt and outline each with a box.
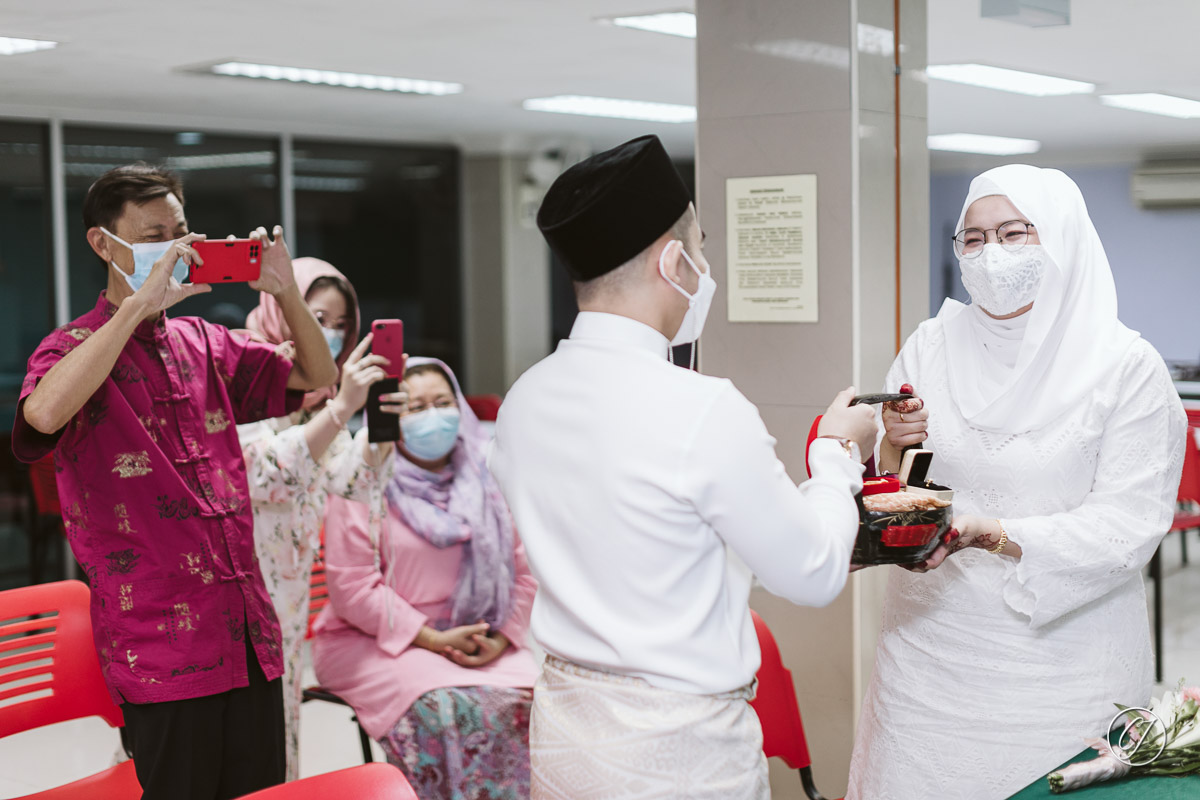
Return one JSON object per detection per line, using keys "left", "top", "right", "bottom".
{"left": 13, "top": 292, "right": 304, "bottom": 704}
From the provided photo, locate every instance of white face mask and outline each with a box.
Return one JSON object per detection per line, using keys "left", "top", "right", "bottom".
{"left": 959, "top": 243, "right": 1047, "bottom": 316}
{"left": 101, "top": 227, "right": 189, "bottom": 291}
{"left": 658, "top": 241, "right": 716, "bottom": 346}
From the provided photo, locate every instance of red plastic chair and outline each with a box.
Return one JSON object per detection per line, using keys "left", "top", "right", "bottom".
{"left": 465, "top": 394, "right": 502, "bottom": 422}
{"left": 749, "top": 609, "right": 841, "bottom": 800}
{"left": 234, "top": 763, "right": 417, "bottom": 799}
{"left": 301, "top": 527, "right": 374, "bottom": 764}
{"left": 0, "top": 580, "right": 141, "bottom": 799}
{"left": 1151, "top": 425, "right": 1200, "bottom": 682}
{"left": 25, "top": 453, "right": 66, "bottom": 584}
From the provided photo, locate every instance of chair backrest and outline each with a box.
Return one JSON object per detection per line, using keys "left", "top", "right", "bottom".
{"left": 0, "top": 579, "right": 124, "bottom": 738}
{"left": 749, "top": 609, "right": 813, "bottom": 771}
{"left": 305, "top": 527, "right": 329, "bottom": 641}
{"left": 28, "top": 453, "right": 61, "bottom": 516}
{"left": 465, "top": 394, "right": 502, "bottom": 423}
{"left": 1179, "top": 426, "right": 1200, "bottom": 505}
{"left": 236, "top": 763, "right": 418, "bottom": 799}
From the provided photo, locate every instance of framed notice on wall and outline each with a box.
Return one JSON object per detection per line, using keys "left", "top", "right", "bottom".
{"left": 725, "top": 173, "right": 818, "bottom": 323}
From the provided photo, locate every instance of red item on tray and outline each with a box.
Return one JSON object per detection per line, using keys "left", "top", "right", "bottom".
{"left": 880, "top": 524, "right": 940, "bottom": 548}
{"left": 863, "top": 475, "right": 902, "bottom": 495}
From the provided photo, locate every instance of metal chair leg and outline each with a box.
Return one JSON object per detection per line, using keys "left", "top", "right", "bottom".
{"left": 799, "top": 766, "right": 827, "bottom": 800}
{"left": 1151, "top": 546, "right": 1163, "bottom": 684}
{"left": 1182, "top": 528, "right": 1190, "bottom": 566}
{"left": 356, "top": 719, "right": 374, "bottom": 763}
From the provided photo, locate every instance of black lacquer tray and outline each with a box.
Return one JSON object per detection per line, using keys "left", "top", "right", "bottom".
{"left": 851, "top": 493, "right": 953, "bottom": 566}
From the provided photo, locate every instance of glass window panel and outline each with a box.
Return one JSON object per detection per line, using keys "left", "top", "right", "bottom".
{"left": 63, "top": 126, "right": 281, "bottom": 325}
{"left": 0, "top": 120, "right": 52, "bottom": 587}
{"left": 292, "top": 139, "right": 462, "bottom": 378}
{"left": 0, "top": 122, "right": 52, "bottom": 422}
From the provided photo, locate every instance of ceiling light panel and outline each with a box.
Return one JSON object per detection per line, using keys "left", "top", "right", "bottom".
{"left": 523, "top": 95, "right": 696, "bottom": 123}
{"left": 927, "top": 64, "right": 1093, "bottom": 96}
{"left": 0, "top": 37, "right": 58, "bottom": 56}
{"left": 210, "top": 62, "right": 463, "bottom": 95}
{"left": 607, "top": 12, "right": 696, "bottom": 38}
{"left": 927, "top": 133, "right": 1041, "bottom": 155}
{"left": 1099, "top": 93, "right": 1200, "bottom": 119}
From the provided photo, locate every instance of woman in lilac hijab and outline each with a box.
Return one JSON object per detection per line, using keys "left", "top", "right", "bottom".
{"left": 313, "top": 358, "right": 538, "bottom": 799}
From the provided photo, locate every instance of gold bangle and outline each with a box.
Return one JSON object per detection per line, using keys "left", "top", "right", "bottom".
{"left": 987, "top": 520, "right": 1008, "bottom": 555}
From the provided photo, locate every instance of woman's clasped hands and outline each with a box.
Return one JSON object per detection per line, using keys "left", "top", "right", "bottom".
{"left": 415, "top": 622, "right": 511, "bottom": 668}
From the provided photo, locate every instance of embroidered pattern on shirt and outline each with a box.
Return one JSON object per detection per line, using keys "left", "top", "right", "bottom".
{"left": 105, "top": 548, "right": 140, "bottom": 575}
{"left": 157, "top": 602, "right": 198, "bottom": 644}
{"left": 180, "top": 550, "right": 215, "bottom": 585}
{"left": 119, "top": 583, "right": 134, "bottom": 611}
{"left": 171, "top": 656, "right": 223, "bottom": 677}
{"left": 111, "top": 364, "right": 145, "bottom": 383}
{"left": 86, "top": 401, "right": 109, "bottom": 427}
{"left": 64, "top": 326, "right": 92, "bottom": 341}
{"left": 205, "top": 409, "right": 230, "bottom": 433}
{"left": 114, "top": 503, "right": 136, "bottom": 535}
{"left": 62, "top": 499, "right": 88, "bottom": 535}
{"left": 154, "top": 494, "right": 202, "bottom": 520}
{"left": 112, "top": 451, "right": 152, "bottom": 478}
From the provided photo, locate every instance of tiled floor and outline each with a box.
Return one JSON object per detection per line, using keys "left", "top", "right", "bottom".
{"left": 2, "top": 536, "right": 1199, "bottom": 796}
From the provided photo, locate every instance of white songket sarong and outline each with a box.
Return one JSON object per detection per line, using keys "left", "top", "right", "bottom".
{"left": 531, "top": 656, "right": 769, "bottom": 800}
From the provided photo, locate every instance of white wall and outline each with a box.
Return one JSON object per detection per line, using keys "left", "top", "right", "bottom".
{"left": 930, "top": 165, "right": 1200, "bottom": 363}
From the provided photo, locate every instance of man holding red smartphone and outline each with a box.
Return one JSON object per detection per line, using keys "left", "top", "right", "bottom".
{"left": 12, "top": 164, "right": 338, "bottom": 800}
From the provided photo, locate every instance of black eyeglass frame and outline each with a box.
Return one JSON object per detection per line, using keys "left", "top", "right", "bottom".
{"left": 952, "top": 220, "right": 1036, "bottom": 258}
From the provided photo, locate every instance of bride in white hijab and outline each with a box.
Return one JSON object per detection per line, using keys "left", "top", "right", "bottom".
{"left": 847, "top": 165, "right": 1187, "bottom": 799}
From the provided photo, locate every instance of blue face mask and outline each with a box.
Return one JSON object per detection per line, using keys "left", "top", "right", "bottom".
{"left": 101, "top": 227, "right": 189, "bottom": 291}
{"left": 401, "top": 407, "right": 460, "bottom": 461}
{"left": 322, "top": 327, "right": 345, "bottom": 359}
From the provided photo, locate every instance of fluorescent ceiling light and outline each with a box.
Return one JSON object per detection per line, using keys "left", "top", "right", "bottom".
{"left": 927, "top": 133, "right": 1041, "bottom": 155}
{"left": 607, "top": 12, "right": 696, "bottom": 38}
{"left": 0, "top": 37, "right": 57, "bottom": 56}
{"left": 1099, "top": 93, "right": 1200, "bottom": 119}
{"left": 523, "top": 95, "right": 696, "bottom": 123}
{"left": 165, "top": 151, "right": 277, "bottom": 170}
{"left": 210, "top": 62, "right": 463, "bottom": 96}
{"left": 927, "top": 64, "right": 1093, "bottom": 96}
{"left": 294, "top": 176, "right": 367, "bottom": 193}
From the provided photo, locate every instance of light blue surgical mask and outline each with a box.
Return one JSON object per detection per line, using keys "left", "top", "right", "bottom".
{"left": 401, "top": 407, "right": 460, "bottom": 461}
{"left": 101, "top": 227, "right": 189, "bottom": 291}
{"left": 322, "top": 327, "right": 345, "bottom": 359}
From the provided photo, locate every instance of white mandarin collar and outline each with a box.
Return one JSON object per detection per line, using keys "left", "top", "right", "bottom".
{"left": 569, "top": 312, "right": 670, "bottom": 357}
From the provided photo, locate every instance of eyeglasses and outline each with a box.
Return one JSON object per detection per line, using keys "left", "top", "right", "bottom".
{"left": 402, "top": 399, "right": 456, "bottom": 416}
{"left": 952, "top": 220, "right": 1036, "bottom": 258}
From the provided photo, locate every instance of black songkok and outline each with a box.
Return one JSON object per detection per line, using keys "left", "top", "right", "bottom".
{"left": 536, "top": 135, "right": 691, "bottom": 281}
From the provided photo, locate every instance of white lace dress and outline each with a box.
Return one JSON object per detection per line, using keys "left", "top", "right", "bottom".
{"left": 238, "top": 412, "right": 393, "bottom": 781}
{"left": 847, "top": 319, "right": 1186, "bottom": 800}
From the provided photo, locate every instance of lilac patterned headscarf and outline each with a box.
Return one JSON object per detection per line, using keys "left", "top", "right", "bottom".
{"left": 384, "top": 357, "right": 515, "bottom": 629}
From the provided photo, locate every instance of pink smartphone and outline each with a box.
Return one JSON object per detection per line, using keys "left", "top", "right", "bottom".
{"left": 371, "top": 319, "right": 405, "bottom": 377}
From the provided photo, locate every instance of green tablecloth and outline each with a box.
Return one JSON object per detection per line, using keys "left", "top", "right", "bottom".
{"left": 1008, "top": 744, "right": 1200, "bottom": 799}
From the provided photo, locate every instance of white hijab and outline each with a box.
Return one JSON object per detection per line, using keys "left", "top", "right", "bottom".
{"left": 937, "top": 164, "right": 1140, "bottom": 434}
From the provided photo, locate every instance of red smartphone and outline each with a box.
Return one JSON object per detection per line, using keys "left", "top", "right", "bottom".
{"left": 371, "top": 319, "right": 405, "bottom": 377}
{"left": 188, "top": 239, "right": 262, "bottom": 284}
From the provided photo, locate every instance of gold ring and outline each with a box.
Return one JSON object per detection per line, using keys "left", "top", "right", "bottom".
{"left": 899, "top": 413, "right": 906, "bottom": 423}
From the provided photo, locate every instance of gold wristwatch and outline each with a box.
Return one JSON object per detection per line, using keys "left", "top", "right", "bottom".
{"left": 818, "top": 435, "right": 861, "bottom": 463}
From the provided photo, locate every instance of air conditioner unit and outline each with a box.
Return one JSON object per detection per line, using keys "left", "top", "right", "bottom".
{"left": 1131, "top": 162, "right": 1200, "bottom": 208}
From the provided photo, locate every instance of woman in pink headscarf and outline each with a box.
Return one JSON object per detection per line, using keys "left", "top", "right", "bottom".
{"left": 238, "top": 257, "right": 404, "bottom": 781}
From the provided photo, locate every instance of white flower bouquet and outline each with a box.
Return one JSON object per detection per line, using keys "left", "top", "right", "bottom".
{"left": 1049, "top": 685, "right": 1200, "bottom": 793}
